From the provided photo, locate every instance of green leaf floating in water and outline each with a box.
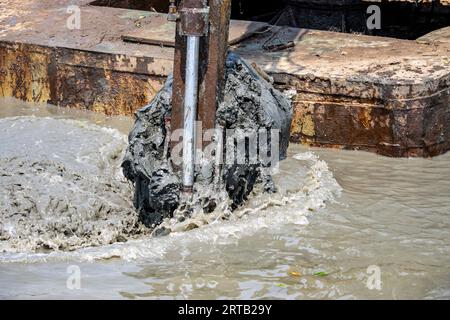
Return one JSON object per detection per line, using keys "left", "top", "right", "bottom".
{"left": 313, "top": 271, "right": 329, "bottom": 277}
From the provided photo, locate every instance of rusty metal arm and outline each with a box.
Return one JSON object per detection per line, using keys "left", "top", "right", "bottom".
{"left": 169, "top": 0, "right": 232, "bottom": 193}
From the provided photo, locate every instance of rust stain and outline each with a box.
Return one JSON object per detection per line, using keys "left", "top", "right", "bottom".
{"left": 358, "top": 109, "right": 372, "bottom": 130}
{"left": 0, "top": 43, "right": 51, "bottom": 103}
{"left": 291, "top": 102, "right": 315, "bottom": 138}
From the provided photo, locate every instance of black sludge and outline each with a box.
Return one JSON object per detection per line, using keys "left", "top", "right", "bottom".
{"left": 122, "top": 53, "right": 292, "bottom": 230}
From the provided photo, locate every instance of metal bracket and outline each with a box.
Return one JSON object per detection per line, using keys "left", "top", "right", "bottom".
{"left": 179, "top": 7, "right": 210, "bottom": 37}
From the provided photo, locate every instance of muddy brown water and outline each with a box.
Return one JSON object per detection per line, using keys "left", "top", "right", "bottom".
{"left": 0, "top": 98, "right": 449, "bottom": 299}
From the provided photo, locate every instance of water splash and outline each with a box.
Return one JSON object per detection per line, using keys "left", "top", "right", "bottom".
{"left": 0, "top": 138, "right": 341, "bottom": 263}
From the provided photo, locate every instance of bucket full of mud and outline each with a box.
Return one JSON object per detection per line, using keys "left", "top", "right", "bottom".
{"left": 122, "top": 53, "right": 293, "bottom": 235}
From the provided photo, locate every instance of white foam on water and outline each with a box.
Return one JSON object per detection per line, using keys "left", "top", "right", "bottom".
{"left": 0, "top": 143, "right": 341, "bottom": 263}
{"left": 0, "top": 116, "right": 145, "bottom": 254}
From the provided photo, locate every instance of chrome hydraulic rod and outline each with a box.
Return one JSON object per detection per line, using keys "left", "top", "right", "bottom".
{"left": 182, "top": 35, "right": 200, "bottom": 193}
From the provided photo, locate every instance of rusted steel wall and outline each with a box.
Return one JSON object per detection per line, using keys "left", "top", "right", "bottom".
{"left": 1, "top": 41, "right": 449, "bottom": 158}
{"left": 284, "top": 74, "right": 450, "bottom": 157}
{"left": 0, "top": 42, "right": 165, "bottom": 115}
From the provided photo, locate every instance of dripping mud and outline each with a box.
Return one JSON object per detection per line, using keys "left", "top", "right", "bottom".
{"left": 122, "top": 54, "right": 292, "bottom": 235}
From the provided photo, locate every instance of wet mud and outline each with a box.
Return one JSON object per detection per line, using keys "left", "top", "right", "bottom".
{"left": 122, "top": 54, "right": 293, "bottom": 233}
